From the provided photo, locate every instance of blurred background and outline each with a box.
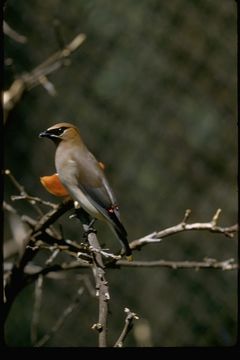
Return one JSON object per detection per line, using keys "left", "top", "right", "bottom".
{"left": 4, "top": 0, "right": 237, "bottom": 347}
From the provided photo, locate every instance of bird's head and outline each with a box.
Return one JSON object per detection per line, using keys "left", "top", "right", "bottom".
{"left": 39, "top": 123, "right": 80, "bottom": 144}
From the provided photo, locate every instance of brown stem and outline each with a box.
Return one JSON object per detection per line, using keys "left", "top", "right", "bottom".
{"left": 114, "top": 308, "right": 139, "bottom": 347}
{"left": 75, "top": 209, "right": 109, "bottom": 347}
{"left": 130, "top": 209, "right": 238, "bottom": 251}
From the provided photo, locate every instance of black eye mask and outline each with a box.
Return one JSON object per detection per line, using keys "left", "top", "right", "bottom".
{"left": 49, "top": 127, "right": 68, "bottom": 136}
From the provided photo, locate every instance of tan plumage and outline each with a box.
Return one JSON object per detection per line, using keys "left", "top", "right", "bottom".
{"left": 39, "top": 122, "right": 132, "bottom": 259}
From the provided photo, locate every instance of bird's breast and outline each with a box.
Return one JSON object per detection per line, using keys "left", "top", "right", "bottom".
{"left": 55, "top": 151, "right": 104, "bottom": 221}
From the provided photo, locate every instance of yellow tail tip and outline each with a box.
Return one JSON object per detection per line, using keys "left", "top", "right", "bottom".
{"left": 126, "top": 255, "right": 133, "bottom": 262}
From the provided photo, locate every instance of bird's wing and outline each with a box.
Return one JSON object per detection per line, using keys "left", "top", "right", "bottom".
{"left": 81, "top": 181, "right": 127, "bottom": 235}
{"left": 74, "top": 151, "right": 126, "bottom": 235}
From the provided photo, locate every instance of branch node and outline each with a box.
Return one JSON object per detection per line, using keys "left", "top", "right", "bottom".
{"left": 114, "top": 308, "right": 139, "bottom": 347}
{"left": 38, "top": 75, "right": 57, "bottom": 96}
{"left": 104, "top": 292, "right": 110, "bottom": 301}
{"left": 91, "top": 323, "right": 103, "bottom": 332}
{"left": 124, "top": 307, "right": 139, "bottom": 320}
{"left": 181, "top": 209, "right": 192, "bottom": 227}
{"left": 211, "top": 208, "right": 222, "bottom": 227}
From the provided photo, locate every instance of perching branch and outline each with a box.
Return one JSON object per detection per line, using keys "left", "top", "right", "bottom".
{"left": 3, "top": 32, "right": 86, "bottom": 120}
{"left": 3, "top": 179, "right": 238, "bottom": 344}
{"left": 74, "top": 209, "right": 110, "bottom": 347}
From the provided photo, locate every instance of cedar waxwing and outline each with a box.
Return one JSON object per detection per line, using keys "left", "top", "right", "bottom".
{"left": 39, "top": 122, "right": 132, "bottom": 259}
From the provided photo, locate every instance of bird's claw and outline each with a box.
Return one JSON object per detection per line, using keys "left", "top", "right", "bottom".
{"left": 83, "top": 226, "right": 97, "bottom": 240}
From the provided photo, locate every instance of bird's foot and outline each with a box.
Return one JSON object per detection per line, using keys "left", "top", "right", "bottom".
{"left": 83, "top": 227, "right": 97, "bottom": 240}
{"left": 83, "top": 219, "right": 97, "bottom": 240}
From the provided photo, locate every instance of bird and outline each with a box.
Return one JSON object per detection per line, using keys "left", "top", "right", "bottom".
{"left": 39, "top": 122, "right": 132, "bottom": 260}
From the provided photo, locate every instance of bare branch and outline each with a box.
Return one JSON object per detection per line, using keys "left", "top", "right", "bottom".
{"left": 3, "top": 201, "right": 17, "bottom": 214}
{"left": 4, "top": 21, "right": 27, "bottom": 43}
{"left": 130, "top": 209, "right": 238, "bottom": 251}
{"left": 4, "top": 32, "right": 86, "bottom": 120}
{"left": 75, "top": 209, "right": 110, "bottom": 347}
{"left": 31, "top": 275, "right": 44, "bottom": 344}
{"left": 11, "top": 195, "right": 58, "bottom": 209}
{"left": 88, "top": 236, "right": 109, "bottom": 347}
{"left": 114, "top": 258, "right": 238, "bottom": 270}
{"left": 5, "top": 169, "right": 43, "bottom": 215}
{"left": 211, "top": 208, "right": 222, "bottom": 226}
{"left": 181, "top": 208, "right": 192, "bottom": 223}
{"left": 114, "top": 308, "right": 139, "bottom": 347}
{"left": 3, "top": 199, "right": 74, "bottom": 324}
{"left": 34, "top": 287, "right": 84, "bottom": 347}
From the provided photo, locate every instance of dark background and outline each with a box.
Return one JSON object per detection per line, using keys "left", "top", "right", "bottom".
{"left": 4, "top": 0, "right": 237, "bottom": 347}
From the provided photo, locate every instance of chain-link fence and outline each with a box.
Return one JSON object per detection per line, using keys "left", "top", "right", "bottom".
{"left": 4, "top": 0, "right": 237, "bottom": 347}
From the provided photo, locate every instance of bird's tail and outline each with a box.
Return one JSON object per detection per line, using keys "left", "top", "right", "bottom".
{"left": 108, "top": 212, "right": 132, "bottom": 261}
{"left": 114, "top": 226, "right": 132, "bottom": 260}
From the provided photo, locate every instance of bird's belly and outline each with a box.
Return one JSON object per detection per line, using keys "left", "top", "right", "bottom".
{"left": 56, "top": 159, "right": 104, "bottom": 220}
{"left": 71, "top": 187, "right": 104, "bottom": 220}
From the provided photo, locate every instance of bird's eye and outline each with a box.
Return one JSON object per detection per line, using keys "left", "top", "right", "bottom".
{"left": 57, "top": 127, "right": 67, "bottom": 135}
{"left": 47, "top": 126, "right": 68, "bottom": 137}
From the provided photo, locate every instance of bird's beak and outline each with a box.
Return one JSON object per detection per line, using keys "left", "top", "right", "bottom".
{"left": 39, "top": 130, "right": 58, "bottom": 139}
{"left": 39, "top": 130, "right": 49, "bottom": 138}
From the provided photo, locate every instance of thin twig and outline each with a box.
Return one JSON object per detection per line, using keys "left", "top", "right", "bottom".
{"left": 31, "top": 275, "right": 44, "bottom": 344}
{"left": 31, "top": 246, "right": 61, "bottom": 344}
{"left": 4, "top": 32, "right": 86, "bottom": 120}
{"left": 113, "top": 258, "right": 238, "bottom": 270}
{"left": 4, "top": 21, "right": 27, "bottom": 43}
{"left": 5, "top": 169, "right": 43, "bottom": 215}
{"left": 6, "top": 256, "right": 237, "bottom": 290}
{"left": 3, "top": 199, "right": 74, "bottom": 324}
{"left": 114, "top": 308, "right": 139, "bottom": 347}
{"left": 130, "top": 209, "right": 238, "bottom": 251}
{"left": 11, "top": 195, "right": 58, "bottom": 209}
{"left": 34, "top": 287, "right": 84, "bottom": 347}
{"left": 4, "top": 262, "right": 96, "bottom": 294}
{"left": 3, "top": 201, "right": 17, "bottom": 214}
